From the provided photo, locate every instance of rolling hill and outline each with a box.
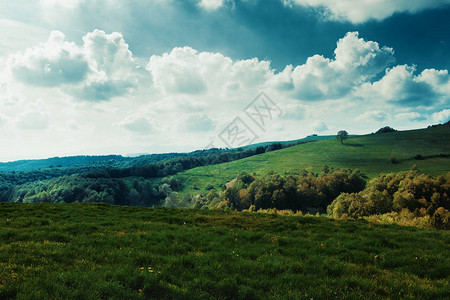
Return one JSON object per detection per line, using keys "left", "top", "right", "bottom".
{"left": 174, "top": 126, "right": 450, "bottom": 195}
{"left": 237, "top": 134, "right": 337, "bottom": 150}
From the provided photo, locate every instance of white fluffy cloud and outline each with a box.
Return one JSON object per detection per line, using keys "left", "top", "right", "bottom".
{"left": 119, "top": 116, "right": 156, "bottom": 135}
{"left": 198, "top": 0, "right": 226, "bottom": 10}
{"left": 40, "top": 0, "right": 84, "bottom": 9}
{"left": 71, "top": 30, "right": 139, "bottom": 100}
{"left": 432, "top": 109, "right": 450, "bottom": 123}
{"left": 8, "top": 31, "right": 89, "bottom": 87}
{"left": 312, "top": 121, "right": 328, "bottom": 132}
{"left": 395, "top": 112, "right": 426, "bottom": 122}
{"left": 356, "top": 110, "right": 389, "bottom": 122}
{"left": 147, "top": 46, "right": 273, "bottom": 96}
{"left": 271, "top": 32, "right": 394, "bottom": 100}
{"left": 281, "top": 104, "right": 305, "bottom": 120}
{"left": 358, "top": 65, "right": 449, "bottom": 107}
{"left": 182, "top": 114, "right": 215, "bottom": 132}
{"left": 8, "top": 30, "right": 138, "bottom": 101}
{"left": 285, "top": 0, "right": 450, "bottom": 23}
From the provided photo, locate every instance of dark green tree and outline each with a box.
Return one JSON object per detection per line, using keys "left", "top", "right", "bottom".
{"left": 336, "top": 130, "right": 348, "bottom": 144}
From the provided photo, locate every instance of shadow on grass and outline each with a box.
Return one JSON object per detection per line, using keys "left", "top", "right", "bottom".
{"left": 344, "top": 143, "right": 364, "bottom": 147}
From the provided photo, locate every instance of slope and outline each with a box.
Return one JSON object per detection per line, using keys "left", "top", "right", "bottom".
{"left": 0, "top": 203, "right": 448, "bottom": 299}
{"left": 175, "top": 126, "right": 450, "bottom": 194}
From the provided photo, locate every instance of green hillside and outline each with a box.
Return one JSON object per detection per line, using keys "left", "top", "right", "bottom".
{"left": 1, "top": 203, "right": 448, "bottom": 299}
{"left": 238, "top": 135, "right": 337, "bottom": 150}
{"left": 175, "top": 126, "right": 450, "bottom": 194}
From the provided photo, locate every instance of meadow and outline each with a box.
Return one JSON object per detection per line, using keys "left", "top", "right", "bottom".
{"left": 175, "top": 126, "right": 450, "bottom": 195}
{"left": 1, "top": 203, "right": 449, "bottom": 299}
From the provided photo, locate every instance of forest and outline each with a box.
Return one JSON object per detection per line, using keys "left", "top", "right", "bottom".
{"left": 0, "top": 141, "right": 307, "bottom": 206}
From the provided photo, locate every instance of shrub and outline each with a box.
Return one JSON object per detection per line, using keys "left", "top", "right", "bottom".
{"left": 328, "top": 171, "right": 450, "bottom": 229}
{"left": 223, "top": 168, "right": 366, "bottom": 213}
{"left": 376, "top": 126, "right": 397, "bottom": 134}
{"left": 431, "top": 207, "right": 450, "bottom": 230}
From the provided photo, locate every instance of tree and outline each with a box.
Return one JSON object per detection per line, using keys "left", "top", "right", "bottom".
{"left": 376, "top": 126, "right": 397, "bottom": 134}
{"left": 336, "top": 130, "right": 348, "bottom": 144}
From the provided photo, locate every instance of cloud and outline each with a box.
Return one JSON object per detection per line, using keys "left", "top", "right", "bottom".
{"left": 40, "top": 0, "right": 84, "bottom": 9}
{"left": 356, "top": 110, "right": 389, "bottom": 122}
{"left": 17, "top": 112, "right": 49, "bottom": 130}
{"left": 198, "top": 0, "right": 226, "bottom": 10}
{"left": 8, "top": 30, "right": 139, "bottom": 101}
{"left": 72, "top": 30, "right": 139, "bottom": 100}
{"left": 312, "top": 121, "right": 328, "bottom": 132}
{"left": 281, "top": 104, "right": 305, "bottom": 120}
{"left": 284, "top": 0, "right": 450, "bottom": 23}
{"left": 432, "top": 109, "right": 450, "bottom": 123}
{"left": 358, "top": 65, "right": 449, "bottom": 107}
{"left": 8, "top": 31, "right": 89, "bottom": 87}
{"left": 119, "top": 116, "right": 156, "bottom": 135}
{"left": 183, "top": 114, "right": 215, "bottom": 132}
{"left": 147, "top": 46, "right": 272, "bottom": 95}
{"left": 271, "top": 32, "right": 394, "bottom": 100}
{"left": 147, "top": 47, "right": 207, "bottom": 95}
{"left": 395, "top": 112, "right": 426, "bottom": 122}
{"left": 417, "top": 68, "right": 450, "bottom": 94}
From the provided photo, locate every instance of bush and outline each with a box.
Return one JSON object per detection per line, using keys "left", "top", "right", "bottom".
{"left": 328, "top": 171, "right": 450, "bottom": 229}
{"left": 414, "top": 154, "right": 423, "bottom": 160}
{"left": 222, "top": 168, "right": 366, "bottom": 213}
{"left": 431, "top": 207, "right": 450, "bottom": 230}
{"left": 376, "top": 126, "right": 397, "bottom": 134}
{"left": 390, "top": 156, "right": 398, "bottom": 164}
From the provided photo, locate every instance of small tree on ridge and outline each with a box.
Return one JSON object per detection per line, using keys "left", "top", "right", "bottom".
{"left": 336, "top": 130, "right": 348, "bottom": 144}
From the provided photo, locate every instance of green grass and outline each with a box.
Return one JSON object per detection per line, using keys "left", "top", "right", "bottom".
{"left": 238, "top": 135, "right": 336, "bottom": 150}
{"left": 175, "top": 126, "right": 450, "bottom": 194}
{"left": 0, "top": 203, "right": 449, "bottom": 299}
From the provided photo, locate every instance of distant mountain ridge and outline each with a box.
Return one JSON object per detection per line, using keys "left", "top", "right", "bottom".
{"left": 0, "top": 135, "right": 335, "bottom": 173}
{"left": 0, "top": 155, "right": 130, "bottom": 173}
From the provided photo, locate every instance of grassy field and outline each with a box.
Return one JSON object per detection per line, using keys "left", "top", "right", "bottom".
{"left": 0, "top": 203, "right": 449, "bottom": 299}
{"left": 175, "top": 126, "right": 450, "bottom": 194}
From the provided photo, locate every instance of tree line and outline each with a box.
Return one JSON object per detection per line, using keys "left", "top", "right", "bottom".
{"left": 0, "top": 141, "right": 309, "bottom": 206}
{"left": 327, "top": 170, "right": 449, "bottom": 229}
{"left": 192, "top": 167, "right": 367, "bottom": 213}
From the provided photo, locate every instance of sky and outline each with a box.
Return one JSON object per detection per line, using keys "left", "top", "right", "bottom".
{"left": 0, "top": 0, "right": 449, "bottom": 162}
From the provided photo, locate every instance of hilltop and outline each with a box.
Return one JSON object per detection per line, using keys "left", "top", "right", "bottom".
{"left": 175, "top": 126, "right": 450, "bottom": 195}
